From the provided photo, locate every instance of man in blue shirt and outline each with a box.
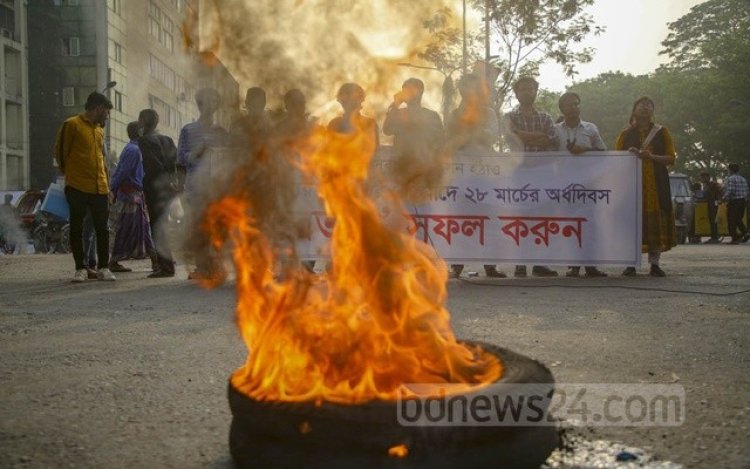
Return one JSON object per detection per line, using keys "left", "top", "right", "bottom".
{"left": 722, "top": 163, "right": 749, "bottom": 244}
{"left": 176, "top": 88, "right": 227, "bottom": 280}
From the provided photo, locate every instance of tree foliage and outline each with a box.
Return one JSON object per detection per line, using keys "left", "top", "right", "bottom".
{"left": 568, "top": 0, "right": 750, "bottom": 177}
{"left": 659, "top": 0, "right": 750, "bottom": 173}
{"left": 480, "top": 0, "right": 603, "bottom": 105}
{"left": 414, "top": 1, "right": 602, "bottom": 112}
{"left": 417, "top": 7, "right": 483, "bottom": 77}
{"left": 660, "top": 0, "right": 750, "bottom": 71}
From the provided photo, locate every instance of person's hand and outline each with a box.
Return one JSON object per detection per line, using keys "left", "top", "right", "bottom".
{"left": 627, "top": 146, "right": 640, "bottom": 156}
{"left": 569, "top": 144, "right": 587, "bottom": 155}
{"left": 638, "top": 148, "right": 653, "bottom": 160}
{"left": 392, "top": 91, "right": 405, "bottom": 107}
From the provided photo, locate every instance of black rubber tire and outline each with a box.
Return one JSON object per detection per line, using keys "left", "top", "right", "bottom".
{"left": 228, "top": 342, "right": 557, "bottom": 469}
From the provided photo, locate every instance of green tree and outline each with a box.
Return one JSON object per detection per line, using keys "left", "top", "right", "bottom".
{"left": 411, "top": 7, "right": 485, "bottom": 120}
{"left": 568, "top": 72, "right": 651, "bottom": 150}
{"left": 570, "top": 0, "right": 750, "bottom": 176}
{"left": 414, "top": 1, "right": 603, "bottom": 113}
{"left": 480, "top": 0, "right": 604, "bottom": 106}
{"left": 659, "top": 0, "right": 750, "bottom": 172}
{"left": 534, "top": 88, "right": 563, "bottom": 119}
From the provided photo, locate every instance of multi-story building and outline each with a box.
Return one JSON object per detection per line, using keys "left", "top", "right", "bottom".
{"left": 27, "top": 0, "right": 239, "bottom": 190}
{"left": 0, "top": 0, "right": 29, "bottom": 190}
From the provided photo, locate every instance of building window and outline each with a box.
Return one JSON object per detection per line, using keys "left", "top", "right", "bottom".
{"left": 148, "top": 94, "right": 181, "bottom": 130}
{"left": 107, "top": 0, "right": 121, "bottom": 15}
{"left": 62, "top": 87, "right": 75, "bottom": 107}
{"left": 148, "top": 16, "right": 160, "bottom": 40}
{"left": 113, "top": 41, "right": 123, "bottom": 64}
{"left": 5, "top": 155, "right": 24, "bottom": 190}
{"left": 148, "top": 53, "right": 176, "bottom": 90}
{"left": 149, "top": 2, "right": 175, "bottom": 52}
{"left": 114, "top": 91, "right": 123, "bottom": 111}
{"left": 61, "top": 37, "right": 80, "bottom": 56}
{"left": 0, "top": 3, "right": 16, "bottom": 39}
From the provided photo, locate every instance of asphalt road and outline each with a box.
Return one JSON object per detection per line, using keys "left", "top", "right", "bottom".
{"left": 1, "top": 243, "right": 748, "bottom": 468}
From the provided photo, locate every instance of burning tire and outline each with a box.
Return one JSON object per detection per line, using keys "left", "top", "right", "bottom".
{"left": 228, "top": 342, "right": 557, "bottom": 469}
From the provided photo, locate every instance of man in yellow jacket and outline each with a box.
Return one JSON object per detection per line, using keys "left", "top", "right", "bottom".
{"left": 54, "top": 91, "right": 116, "bottom": 282}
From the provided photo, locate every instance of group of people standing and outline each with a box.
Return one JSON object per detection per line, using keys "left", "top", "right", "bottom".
{"left": 698, "top": 166, "right": 750, "bottom": 245}
{"left": 54, "top": 89, "right": 226, "bottom": 282}
{"left": 54, "top": 73, "right": 746, "bottom": 283}
{"left": 384, "top": 75, "right": 680, "bottom": 277}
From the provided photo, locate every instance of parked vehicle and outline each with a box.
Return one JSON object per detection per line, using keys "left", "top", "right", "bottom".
{"left": 11, "top": 189, "right": 71, "bottom": 254}
{"left": 669, "top": 172, "right": 695, "bottom": 244}
{"left": 32, "top": 212, "right": 70, "bottom": 254}
{"left": 15, "top": 190, "right": 45, "bottom": 235}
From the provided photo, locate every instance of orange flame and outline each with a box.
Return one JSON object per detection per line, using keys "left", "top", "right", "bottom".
{"left": 388, "top": 444, "right": 409, "bottom": 458}
{"left": 203, "top": 113, "right": 501, "bottom": 404}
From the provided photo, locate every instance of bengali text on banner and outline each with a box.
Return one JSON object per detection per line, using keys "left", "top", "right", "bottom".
{"left": 296, "top": 150, "right": 642, "bottom": 266}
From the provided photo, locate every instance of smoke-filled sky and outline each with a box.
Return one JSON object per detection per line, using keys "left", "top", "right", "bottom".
{"left": 199, "top": 0, "right": 458, "bottom": 120}
{"left": 201, "top": 0, "right": 704, "bottom": 111}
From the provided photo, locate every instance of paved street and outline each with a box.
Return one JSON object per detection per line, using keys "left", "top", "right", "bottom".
{"left": 1, "top": 244, "right": 748, "bottom": 468}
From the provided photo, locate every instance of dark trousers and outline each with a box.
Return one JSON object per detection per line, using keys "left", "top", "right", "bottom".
{"left": 83, "top": 211, "right": 97, "bottom": 268}
{"left": 66, "top": 186, "right": 109, "bottom": 270}
{"left": 707, "top": 202, "right": 719, "bottom": 239}
{"left": 727, "top": 199, "right": 747, "bottom": 241}
{"left": 145, "top": 194, "right": 175, "bottom": 274}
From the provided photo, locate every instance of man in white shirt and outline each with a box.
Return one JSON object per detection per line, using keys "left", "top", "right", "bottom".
{"left": 553, "top": 92, "right": 608, "bottom": 278}
{"left": 553, "top": 92, "right": 606, "bottom": 155}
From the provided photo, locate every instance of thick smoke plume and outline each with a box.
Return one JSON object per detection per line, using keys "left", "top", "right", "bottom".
{"left": 196, "top": 0, "right": 461, "bottom": 114}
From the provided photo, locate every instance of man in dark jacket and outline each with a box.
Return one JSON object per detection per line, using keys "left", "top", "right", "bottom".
{"left": 138, "top": 109, "right": 177, "bottom": 278}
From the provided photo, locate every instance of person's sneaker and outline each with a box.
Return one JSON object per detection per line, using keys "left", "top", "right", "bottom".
{"left": 514, "top": 265, "right": 527, "bottom": 278}
{"left": 742, "top": 233, "right": 750, "bottom": 243}
{"left": 72, "top": 269, "right": 87, "bottom": 283}
{"left": 532, "top": 266, "right": 558, "bottom": 277}
{"left": 622, "top": 267, "right": 637, "bottom": 276}
{"left": 584, "top": 267, "right": 608, "bottom": 278}
{"left": 649, "top": 264, "right": 666, "bottom": 277}
{"left": 97, "top": 268, "right": 116, "bottom": 281}
{"left": 703, "top": 238, "right": 720, "bottom": 244}
{"left": 565, "top": 267, "right": 581, "bottom": 278}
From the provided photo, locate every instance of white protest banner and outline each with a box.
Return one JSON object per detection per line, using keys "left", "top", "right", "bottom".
{"left": 297, "top": 150, "right": 642, "bottom": 266}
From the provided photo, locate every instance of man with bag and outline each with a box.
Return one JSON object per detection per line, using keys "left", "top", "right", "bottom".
{"left": 138, "top": 109, "right": 178, "bottom": 278}
{"left": 54, "top": 92, "right": 116, "bottom": 282}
